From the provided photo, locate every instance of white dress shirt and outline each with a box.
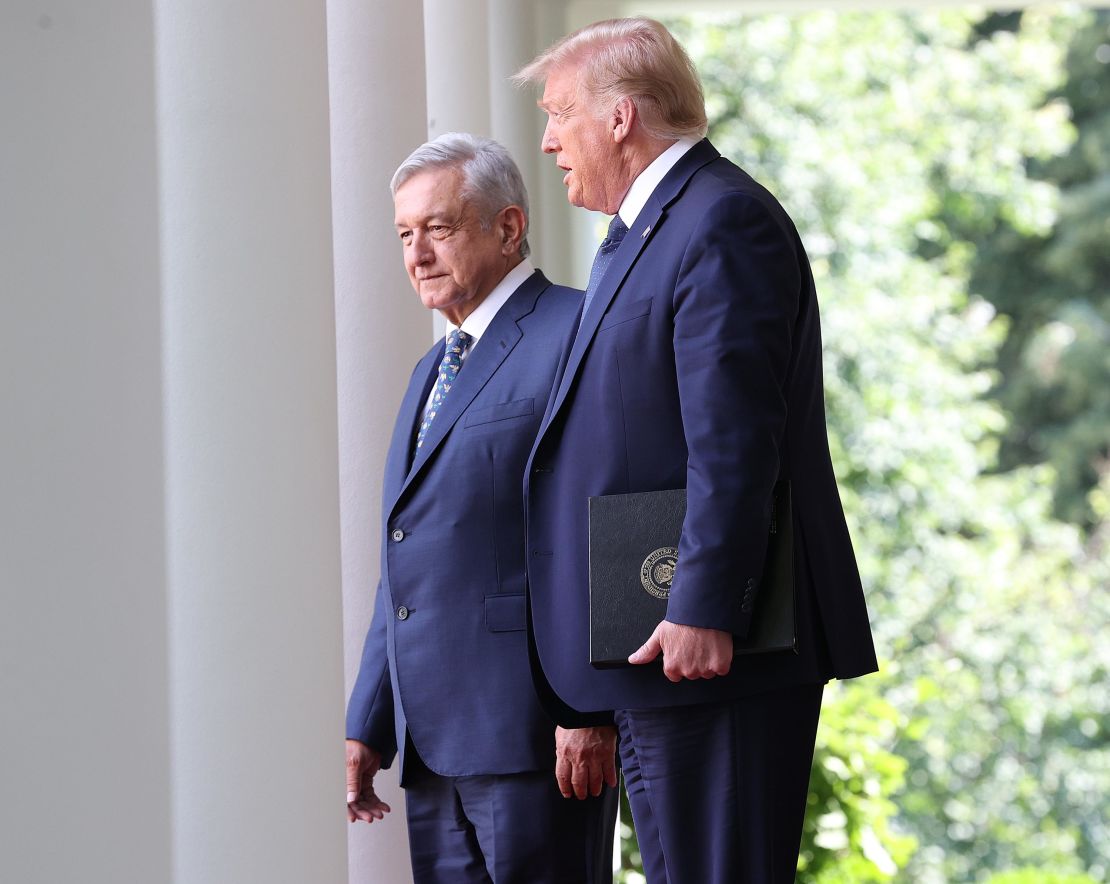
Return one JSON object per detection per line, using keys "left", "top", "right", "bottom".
{"left": 617, "top": 137, "right": 699, "bottom": 229}
{"left": 422, "top": 258, "right": 535, "bottom": 414}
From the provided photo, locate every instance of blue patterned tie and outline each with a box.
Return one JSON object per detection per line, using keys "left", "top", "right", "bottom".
{"left": 415, "top": 328, "right": 473, "bottom": 449}
{"left": 579, "top": 214, "right": 629, "bottom": 324}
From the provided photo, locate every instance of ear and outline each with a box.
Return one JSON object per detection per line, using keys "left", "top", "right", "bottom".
{"left": 496, "top": 205, "right": 527, "bottom": 255}
{"left": 610, "top": 96, "right": 637, "bottom": 144}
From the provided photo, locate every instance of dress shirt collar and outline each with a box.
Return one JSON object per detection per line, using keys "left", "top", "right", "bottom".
{"left": 446, "top": 258, "right": 535, "bottom": 345}
{"left": 617, "top": 137, "right": 698, "bottom": 229}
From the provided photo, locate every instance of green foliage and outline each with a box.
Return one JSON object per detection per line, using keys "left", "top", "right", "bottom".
{"left": 608, "top": 6, "right": 1110, "bottom": 883}
{"left": 965, "top": 10, "right": 1110, "bottom": 528}
{"left": 984, "top": 871, "right": 1100, "bottom": 884}
{"left": 801, "top": 680, "right": 915, "bottom": 882}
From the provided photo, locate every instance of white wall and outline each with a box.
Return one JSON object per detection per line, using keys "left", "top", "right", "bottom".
{"left": 0, "top": 4, "right": 172, "bottom": 881}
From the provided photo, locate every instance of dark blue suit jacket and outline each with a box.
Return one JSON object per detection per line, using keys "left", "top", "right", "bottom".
{"left": 525, "top": 140, "right": 878, "bottom": 722}
{"left": 346, "top": 270, "right": 581, "bottom": 778}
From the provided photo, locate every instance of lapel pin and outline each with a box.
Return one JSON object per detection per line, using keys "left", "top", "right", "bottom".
{"left": 641, "top": 225, "right": 651, "bottom": 238}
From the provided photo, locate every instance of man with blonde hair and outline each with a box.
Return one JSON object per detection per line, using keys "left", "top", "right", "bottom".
{"left": 516, "top": 18, "right": 878, "bottom": 883}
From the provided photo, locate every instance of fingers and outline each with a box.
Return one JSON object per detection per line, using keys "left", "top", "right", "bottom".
{"left": 588, "top": 761, "right": 604, "bottom": 798}
{"left": 570, "top": 761, "right": 589, "bottom": 800}
{"left": 348, "top": 793, "right": 391, "bottom": 824}
{"left": 555, "top": 753, "right": 574, "bottom": 799}
{"left": 555, "top": 724, "right": 619, "bottom": 800}
{"left": 628, "top": 630, "right": 662, "bottom": 665}
{"left": 602, "top": 753, "right": 619, "bottom": 790}
{"left": 570, "top": 758, "right": 612, "bottom": 799}
{"left": 559, "top": 751, "right": 603, "bottom": 800}
{"left": 663, "top": 657, "right": 731, "bottom": 681}
{"left": 346, "top": 741, "right": 392, "bottom": 824}
{"left": 346, "top": 749, "right": 364, "bottom": 802}
{"left": 652, "top": 622, "right": 733, "bottom": 681}
{"left": 571, "top": 758, "right": 608, "bottom": 800}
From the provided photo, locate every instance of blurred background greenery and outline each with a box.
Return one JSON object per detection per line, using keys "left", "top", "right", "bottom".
{"left": 615, "top": 5, "right": 1110, "bottom": 882}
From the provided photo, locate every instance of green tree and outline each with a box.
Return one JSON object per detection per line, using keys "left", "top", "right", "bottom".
{"left": 965, "top": 10, "right": 1110, "bottom": 529}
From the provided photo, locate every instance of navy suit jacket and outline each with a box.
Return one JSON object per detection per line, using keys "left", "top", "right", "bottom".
{"left": 525, "top": 140, "right": 878, "bottom": 722}
{"left": 346, "top": 270, "right": 581, "bottom": 778}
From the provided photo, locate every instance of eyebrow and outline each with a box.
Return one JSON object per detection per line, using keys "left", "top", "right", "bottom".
{"left": 539, "top": 97, "right": 572, "bottom": 113}
{"left": 394, "top": 211, "right": 459, "bottom": 230}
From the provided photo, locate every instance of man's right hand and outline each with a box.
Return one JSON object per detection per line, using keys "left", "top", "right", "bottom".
{"left": 555, "top": 725, "right": 619, "bottom": 800}
{"left": 346, "top": 739, "right": 392, "bottom": 824}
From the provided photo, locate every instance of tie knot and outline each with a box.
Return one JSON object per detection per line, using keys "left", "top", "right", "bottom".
{"left": 604, "top": 215, "right": 628, "bottom": 250}
{"left": 447, "top": 328, "right": 473, "bottom": 355}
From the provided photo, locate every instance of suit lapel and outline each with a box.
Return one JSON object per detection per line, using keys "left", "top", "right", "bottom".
{"left": 543, "top": 140, "right": 721, "bottom": 428}
{"left": 382, "top": 345, "right": 440, "bottom": 510}
{"left": 399, "top": 270, "right": 549, "bottom": 496}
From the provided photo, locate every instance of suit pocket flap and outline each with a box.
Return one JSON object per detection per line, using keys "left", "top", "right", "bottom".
{"left": 484, "top": 594, "right": 527, "bottom": 632}
{"left": 464, "top": 397, "right": 534, "bottom": 427}
{"left": 599, "top": 297, "right": 653, "bottom": 330}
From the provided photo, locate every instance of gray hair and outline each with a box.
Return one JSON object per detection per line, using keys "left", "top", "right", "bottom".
{"left": 390, "top": 133, "right": 531, "bottom": 258}
{"left": 513, "top": 17, "right": 708, "bottom": 141}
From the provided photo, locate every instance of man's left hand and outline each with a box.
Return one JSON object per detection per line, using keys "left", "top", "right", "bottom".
{"left": 554, "top": 725, "right": 618, "bottom": 800}
{"left": 628, "top": 620, "right": 733, "bottom": 682}
{"left": 346, "top": 739, "right": 391, "bottom": 824}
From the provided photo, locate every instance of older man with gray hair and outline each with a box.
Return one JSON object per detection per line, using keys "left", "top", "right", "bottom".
{"left": 516, "top": 18, "right": 878, "bottom": 883}
{"left": 344, "top": 133, "right": 616, "bottom": 884}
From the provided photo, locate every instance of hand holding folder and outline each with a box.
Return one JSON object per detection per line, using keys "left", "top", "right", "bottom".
{"left": 587, "top": 481, "right": 797, "bottom": 669}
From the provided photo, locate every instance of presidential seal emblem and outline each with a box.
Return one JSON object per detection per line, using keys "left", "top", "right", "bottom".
{"left": 640, "top": 547, "right": 679, "bottom": 599}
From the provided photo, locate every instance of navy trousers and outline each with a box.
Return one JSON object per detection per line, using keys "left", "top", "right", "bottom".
{"left": 615, "top": 682, "right": 824, "bottom": 884}
{"left": 403, "top": 742, "right": 617, "bottom": 884}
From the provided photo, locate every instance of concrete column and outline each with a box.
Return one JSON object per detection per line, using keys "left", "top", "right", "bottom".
{"left": 488, "top": 0, "right": 547, "bottom": 265}
{"left": 0, "top": 4, "right": 171, "bottom": 881}
{"left": 424, "top": 0, "right": 492, "bottom": 138}
{"left": 423, "top": 0, "right": 494, "bottom": 342}
{"left": 326, "top": 1, "right": 431, "bottom": 881}
{"left": 154, "top": 2, "right": 346, "bottom": 882}
{"left": 529, "top": 0, "right": 583, "bottom": 284}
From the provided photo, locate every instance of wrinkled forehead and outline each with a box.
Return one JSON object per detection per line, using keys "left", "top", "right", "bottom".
{"left": 393, "top": 167, "right": 468, "bottom": 221}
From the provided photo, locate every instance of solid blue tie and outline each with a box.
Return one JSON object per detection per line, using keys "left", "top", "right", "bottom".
{"left": 415, "top": 328, "right": 473, "bottom": 449}
{"left": 580, "top": 214, "right": 629, "bottom": 323}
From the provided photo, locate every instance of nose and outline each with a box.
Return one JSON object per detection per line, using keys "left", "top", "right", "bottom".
{"left": 410, "top": 230, "right": 434, "bottom": 264}
{"left": 541, "top": 119, "right": 558, "bottom": 154}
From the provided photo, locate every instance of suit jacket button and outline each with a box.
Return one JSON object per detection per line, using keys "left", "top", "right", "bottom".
{"left": 396, "top": 606, "right": 409, "bottom": 621}
{"left": 391, "top": 529, "right": 405, "bottom": 542}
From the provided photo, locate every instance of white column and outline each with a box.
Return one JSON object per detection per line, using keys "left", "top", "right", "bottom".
{"left": 154, "top": 3, "right": 347, "bottom": 882}
{"left": 0, "top": 4, "right": 171, "bottom": 881}
{"left": 326, "top": 1, "right": 431, "bottom": 881}
{"left": 424, "top": 0, "right": 492, "bottom": 138}
{"left": 526, "top": 0, "right": 583, "bottom": 283}
{"left": 423, "top": 0, "right": 493, "bottom": 342}
{"left": 488, "top": 0, "right": 547, "bottom": 263}
{"left": 489, "top": 0, "right": 538, "bottom": 178}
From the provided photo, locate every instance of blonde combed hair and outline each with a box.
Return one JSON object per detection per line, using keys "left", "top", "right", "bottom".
{"left": 513, "top": 17, "right": 708, "bottom": 140}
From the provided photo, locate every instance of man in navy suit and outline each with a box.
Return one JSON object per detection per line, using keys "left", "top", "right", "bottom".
{"left": 344, "top": 133, "right": 616, "bottom": 884}
{"left": 515, "top": 19, "right": 879, "bottom": 883}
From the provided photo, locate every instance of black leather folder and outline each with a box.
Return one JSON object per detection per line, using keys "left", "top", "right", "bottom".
{"left": 587, "top": 481, "right": 796, "bottom": 668}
